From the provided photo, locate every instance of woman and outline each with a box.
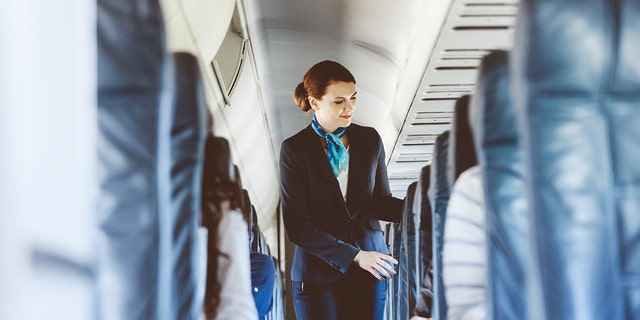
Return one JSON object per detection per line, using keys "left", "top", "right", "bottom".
{"left": 201, "top": 134, "right": 258, "bottom": 320}
{"left": 279, "top": 60, "right": 404, "bottom": 320}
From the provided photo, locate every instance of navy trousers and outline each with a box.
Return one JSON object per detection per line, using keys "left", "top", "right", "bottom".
{"left": 293, "top": 265, "right": 386, "bottom": 320}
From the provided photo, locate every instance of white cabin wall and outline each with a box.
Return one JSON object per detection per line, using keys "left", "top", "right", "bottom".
{"left": 0, "top": 1, "right": 96, "bottom": 319}
{"left": 160, "top": 0, "right": 281, "bottom": 252}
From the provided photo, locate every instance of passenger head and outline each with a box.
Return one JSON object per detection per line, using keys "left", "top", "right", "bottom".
{"left": 294, "top": 60, "right": 357, "bottom": 131}
{"left": 202, "top": 135, "right": 242, "bottom": 215}
{"left": 201, "top": 133, "right": 240, "bottom": 319}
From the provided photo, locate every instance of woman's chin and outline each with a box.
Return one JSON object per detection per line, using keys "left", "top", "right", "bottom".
{"left": 340, "top": 119, "right": 352, "bottom": 127}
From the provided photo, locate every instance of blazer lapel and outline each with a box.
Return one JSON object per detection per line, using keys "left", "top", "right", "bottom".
{"left": 345, "top": 125, "right": 362, "bottom": 214}
{"left": 305, "top": 126, "right": 350, "bottom": 213}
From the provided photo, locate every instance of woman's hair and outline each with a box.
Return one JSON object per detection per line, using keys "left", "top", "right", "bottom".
{"left": 201, "top": 133, "right": 246, "bottom": 319}
{"left": 293, "top": 60, "right": 356, "bottom": 112}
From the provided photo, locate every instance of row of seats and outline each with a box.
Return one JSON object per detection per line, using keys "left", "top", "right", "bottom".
{"left": 97, "top": 0, "right": 284, "bottom": 318}
{"left": 245, "top": 189, "right": 286, "bottom": 320}
{"left": 204, "top": 134, "right": 282, "bottom": 318}
{"left": 387, "top": 0, "right": 640, "bottom": 319}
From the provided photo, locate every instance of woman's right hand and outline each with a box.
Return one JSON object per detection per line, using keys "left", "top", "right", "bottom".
{"left": 353, "top": 251, "right": 398, "bottom": 280}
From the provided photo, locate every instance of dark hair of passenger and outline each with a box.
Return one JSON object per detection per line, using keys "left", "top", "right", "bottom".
{"left": 201, "top": 133, "right": 245, "bottom": 319}
{"left": 293, "top": 60, "right": 356, "bottom": 112}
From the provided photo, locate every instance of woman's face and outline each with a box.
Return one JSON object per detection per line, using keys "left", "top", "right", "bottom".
{"left": 309, "top": 81, "right": 357, "bottom": 132}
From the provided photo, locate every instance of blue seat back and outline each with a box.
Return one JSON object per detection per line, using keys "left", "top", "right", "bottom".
{"left": 415, "top": 165, "right": 434, "bottom": 316}
{"left": 398, "top": 181, "right": 419, "bottom": 319}
{"left": 429, "top": 131, "right": 451, "bottom": 320}
{"left": 470, "top": 50, "right": 528, "bottom": 320}
{"left": 512, "top": 0, "right": 640, "bottom": 318}
{"left": 161, "top": 52, "right": 208, "bottom": 320}
{"left": 97, "top": 0, "right": 169, "bottom": 318}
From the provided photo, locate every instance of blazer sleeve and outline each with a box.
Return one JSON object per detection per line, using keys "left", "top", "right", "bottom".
{"left": 279, "top": 140, "right": 360, "bottom": 274}
{"left": 371, "top": 132, "right": 404, "bottom": 223}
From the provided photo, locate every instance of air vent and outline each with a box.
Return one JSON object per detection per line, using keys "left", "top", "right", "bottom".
{"left": 464, "top": 2, "right": 517, "bottom": 6}
{"left": 420, "top": 91, "right": 470, "bottom": 101}
{"left": 402, "top": 133, "right": 440, "bottom": 146}
{"left": 441, "top": 49, "right": 490, "bottom": 60}
{"left": 396, "top": 153, "right": 431, "bottom": 163}
{"left": 460, "top": 13, "right": 516, "bottom": 17}
{"left": 421, "top": 97, "right": 459, "bottom": 102}
{"left": 411, "top": 112, "right": 452, "bottom": 126}
{"left": 426, "top": 84, "right": 475, "bottom": 94}
{"left": 460, "top": 1, "right": 519, "bottom": 17}
{"left": 453, "top": 26, "right": 510, "bottom": 31}
{"left": 435, "top": 65, "right": 478, "bottom": 70}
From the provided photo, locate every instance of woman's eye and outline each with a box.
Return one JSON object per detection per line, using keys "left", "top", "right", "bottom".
{"left": 334, "top": 100, "right": 343, "bottom": 104}
{"left": 350, "top": 96, "right": 357, "bottom": 100}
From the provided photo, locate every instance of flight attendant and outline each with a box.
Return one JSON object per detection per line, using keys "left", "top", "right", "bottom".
{"left": 279, "top": 60, "right": 404, "bottom": 320}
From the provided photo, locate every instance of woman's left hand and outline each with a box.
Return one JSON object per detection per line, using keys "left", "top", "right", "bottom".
{"left": 353, "top": 251, "right": 398, "bottom": 280}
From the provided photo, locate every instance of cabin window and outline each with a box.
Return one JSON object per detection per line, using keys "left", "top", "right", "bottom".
{"left": 211, "top": 3, "right": 246, "bottom": 104}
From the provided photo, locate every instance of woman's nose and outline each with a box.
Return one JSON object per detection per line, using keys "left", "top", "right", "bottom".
{"left": 346, "top": 99, "right": 356, "bottom": 111}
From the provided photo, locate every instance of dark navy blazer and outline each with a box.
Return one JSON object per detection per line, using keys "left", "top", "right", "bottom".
{"left": 280, "top": 123, "right": 403, "bottom": 283}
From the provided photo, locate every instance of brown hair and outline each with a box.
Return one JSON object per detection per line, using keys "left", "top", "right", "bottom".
{"left": 201, "top": 134, "right": 246, "bottom": 319}
{"left": 293, "top": 60, "right": 356, "bottom": 112}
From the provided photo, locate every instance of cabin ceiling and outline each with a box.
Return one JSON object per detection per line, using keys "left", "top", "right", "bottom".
{"left": 242, "top": 0, "right": 447, "bottom": 147}
{"left": 386, "top": 0, "right": 519, "bottom": 196}
{"left": 243, "top": 0, "right": 519, "bottom": 197}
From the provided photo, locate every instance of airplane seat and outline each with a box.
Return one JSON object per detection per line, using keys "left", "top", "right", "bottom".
{"left": 440, "top": 94, "right": 481, "bottom": 320}
{"left": 97, "top": 0, "right": 166, "bottom": 317}
{"left": 164, "top": 52, "right": 210, "bottom": 320}
{"left": 512, "top": 0, "right": 640, "bottom": 318}
{"left": 250, "top": 251, "right": 276, "bottom": 319}
{"left": 386, "top": 220, "right": 402, "bottom": 319}
{"left": 418, "top": 165, "right": 433, "bottom": 277}
{"left": 397, "top": 181, "right": 419, "bottom": 319}
{"left": 428, "top": 130, "right": 452, "bottom": 320}
{"left": 413, "top": 165, "right": 434, "bottom": 318}
{"left": 243, "top": 189, "right": 256, "bottom": 245}
{"left": 249, "top": 204, "right": 265, "bottom": 252}
{"left": 384, "top": 222, "right": 396, "bottom": 319}
{"left": 470, "top": 50, "right": 528, "bottom": 320}
{"left": 265, "top": 258, "right": 286, "bottom": 320}
{"left": 447, "top": 95, "right": 478, "bottom": 189}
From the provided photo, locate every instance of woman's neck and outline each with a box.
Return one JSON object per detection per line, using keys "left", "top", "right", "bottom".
{"left": 316, "top": 118, "right": 338, "bottom": 133}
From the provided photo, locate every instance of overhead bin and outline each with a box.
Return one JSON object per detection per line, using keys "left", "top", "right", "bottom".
{"left": 161, "top": 0, "right": 235, "bottom": 61}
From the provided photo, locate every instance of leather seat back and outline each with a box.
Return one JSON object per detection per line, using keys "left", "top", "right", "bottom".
{"left": 428, "top": 131, "right": 451, "bottom": 320}
{"left": 512, "top": 1, "right": 640, "bottom": 318}
{"left": 470, "top": 50, "right": 528, "bottom": 320}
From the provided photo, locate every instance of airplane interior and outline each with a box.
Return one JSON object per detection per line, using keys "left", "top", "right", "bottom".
{"left": 1, "top": 0, "right": 639, "bottom": 319}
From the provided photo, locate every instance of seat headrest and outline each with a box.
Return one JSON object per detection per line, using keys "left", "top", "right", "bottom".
{"left": 448, "top": 95, "right": 477, "bottom": 188}
{"left": 512, "top": 0, "right": 640, "bottom": 96}
{"left": 429, "top": 130, "right": 451, "bottom": 201}
{"left": 418, "top": 165, "right": 432, "bottom": 236}
{"left": 470, "top": 50, "right": 516, "bottom": 154}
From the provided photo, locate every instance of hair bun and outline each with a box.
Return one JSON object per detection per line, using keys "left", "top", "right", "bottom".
{"left": 293, "top": 82, "right": 311, "bottom": 112}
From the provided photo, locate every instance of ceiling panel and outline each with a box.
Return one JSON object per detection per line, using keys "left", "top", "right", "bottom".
{"left": 387, "top": 0, "right": 519, "bottom": 198}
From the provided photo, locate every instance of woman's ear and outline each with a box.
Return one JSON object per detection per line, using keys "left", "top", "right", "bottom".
{"left": 308, "top": 96, "right": 320, "bottom": 111}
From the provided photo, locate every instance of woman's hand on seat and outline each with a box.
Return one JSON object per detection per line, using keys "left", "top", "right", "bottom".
{"left": 353, "top": 251, "right": 398, "bottom": 280}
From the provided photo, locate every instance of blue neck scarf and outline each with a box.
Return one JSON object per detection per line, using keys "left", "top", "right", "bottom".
{"left": 311, "top": 116, "right": 349, "bottom": 177}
